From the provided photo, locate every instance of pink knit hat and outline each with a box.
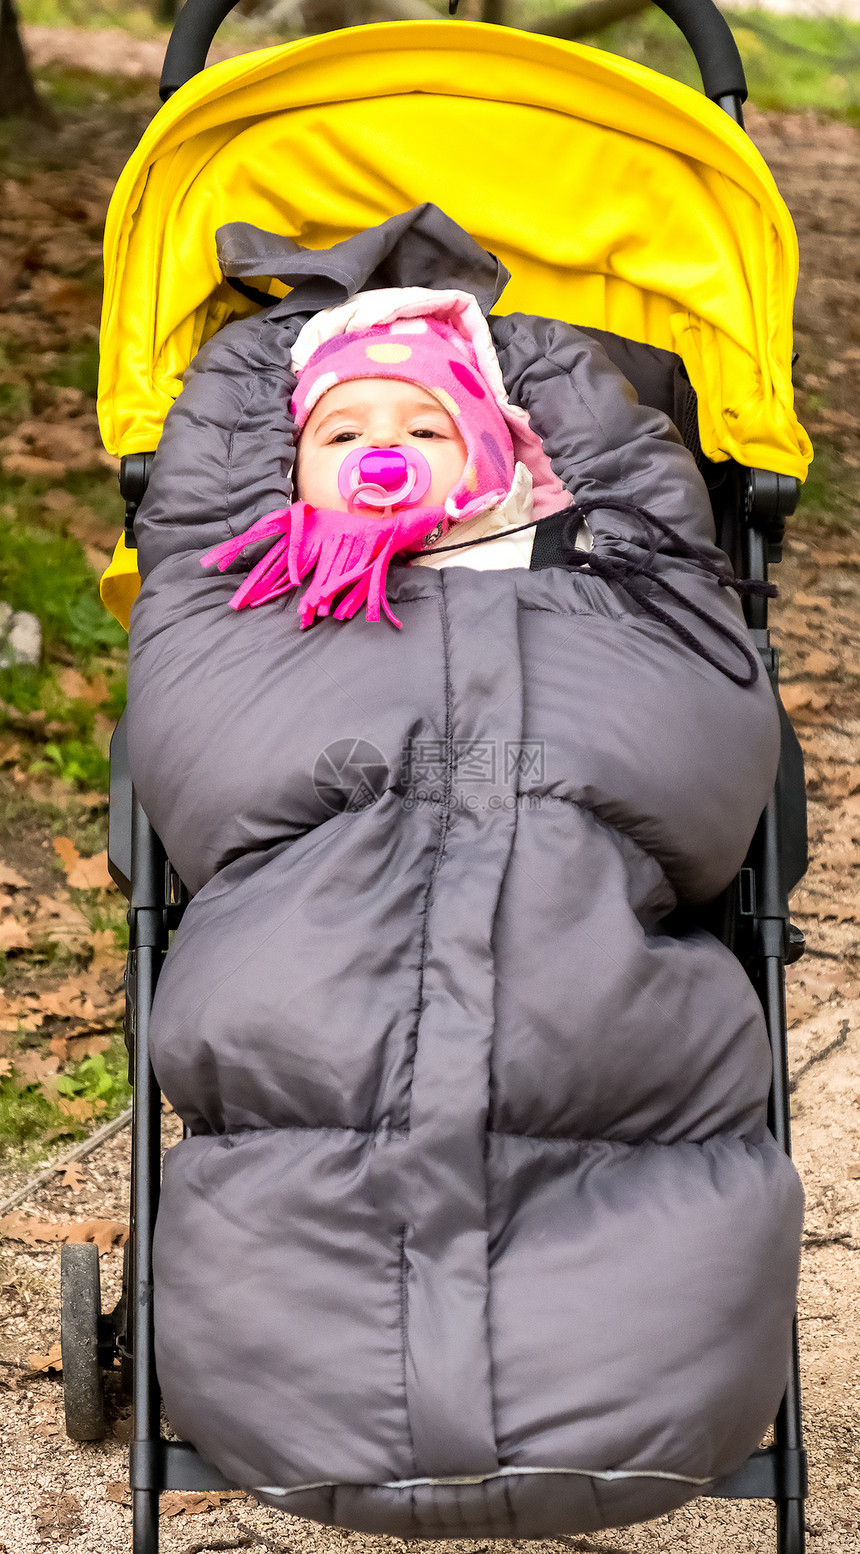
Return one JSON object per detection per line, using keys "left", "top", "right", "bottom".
{"left": 201, "top": 290, "right": 566, "bottom": 629}
{"left": 292, "top": 316, "right": 516, "bottom": 521}
{"left": 289, "top": 287, "right": 565, "bottom": 522}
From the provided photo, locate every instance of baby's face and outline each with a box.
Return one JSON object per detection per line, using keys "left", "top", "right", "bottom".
{"left": 295, "top": 378, "right": 466, "bottom": 512}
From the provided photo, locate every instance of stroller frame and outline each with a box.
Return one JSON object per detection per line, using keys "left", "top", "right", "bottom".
{"left": 95, "top": 469, "right": 810, "bottom": 1554}
{"left": 61, "top": 3, "right": 811, "bottom": 1550}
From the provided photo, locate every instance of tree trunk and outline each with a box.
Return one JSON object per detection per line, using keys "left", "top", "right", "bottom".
{"left": 0, "top": 0, "right": 55, "bottom": 123}
{"left": 528, "top": 0, "right": 651, "bottom": 43}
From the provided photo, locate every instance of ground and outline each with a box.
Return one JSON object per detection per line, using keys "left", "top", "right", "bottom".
{"left": 0, "top": 62, "right": 858, "bottom": 1554}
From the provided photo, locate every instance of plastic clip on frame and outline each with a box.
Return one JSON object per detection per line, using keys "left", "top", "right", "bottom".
{"left": 78, "top": 4, "right": 808, "bottom": 1551}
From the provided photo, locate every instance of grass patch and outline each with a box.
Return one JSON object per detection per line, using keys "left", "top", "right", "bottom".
{"left": 43, "top": 340, "right": 100, "bottom": 399}
{"left": 0, "top": 507, "right": 125, "bottom": 663}
{"left": 793, "top": 440, "right": 860, "bottom": 534}
{"left": 0, "top": 1029, "right": 130, "bottom": 1166}
{"left": 510, "top": 3, "right": 860, "bottom": 118}
{"left": 17, "top": 0, "right": 167, "bottom": 37}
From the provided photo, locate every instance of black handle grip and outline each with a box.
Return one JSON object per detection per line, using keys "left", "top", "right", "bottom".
{"left": 160, "top": 0, "right": 747, "bottom": 111}
{"left": 160, "top": 0, "right": 240, "bottom": 101}
{"left": 654, "top": 0, "right": 747, "bottom": 107}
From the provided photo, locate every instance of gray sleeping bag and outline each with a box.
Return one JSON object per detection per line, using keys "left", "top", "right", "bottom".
{"left": 127, "top": 209, "right": 804, "bottom": 1539}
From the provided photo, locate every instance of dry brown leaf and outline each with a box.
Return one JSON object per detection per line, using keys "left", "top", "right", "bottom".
{"left": 786, "top": 989, "right": 819, "bottom": 1028}
{"left": 0, "top": 916, "right": 32, "bottom": 952}
{"left": 1, "top": 452, "right": 58, "bottom": 479}
{"left": 0, "top": 988, "right": 43, "bottom": 1034}
{"left": 0, "top": 863, "right": 28, "bottom": 890}
{"left": 160, "top": 1491, "right": 246, "bottom": 1517}
{"left": 59, "top": 1161, "right": 85, "bottom": 1192}
{"left": 104, "top": 1483, "right": 131, "bottom": 1506}
{"left": 68, "top": 849, "right": 113, "bottom": 891}
{"left": 34, "top": 971, "right": 122, "bottom": 1022}
{"left": 0, "top": 1213, "right": 128, "bottom": 1255}
{"left": 58, "top": 668, "right": 109, "bottom": 705}
{"left": 9, "top": 1048, "right": 60, "bottom": 1088}
{"left": 27, "top": 1341, "right": 63, "bottom": 1373}
{"left": 33, "top": 1490, "right": 81, "bottom": 1544}
{"left": 792, "top": 593, "right": 830, "bottom": 611}
{"left": 90, "top": 927, "right": 124, "bottom": 973}
{"left": 65, "top": 1219, "right": 128, "bottom": 1255}
{"left": 802, "top": 649, "right": 838, "bottom": 676}
{"left": 52, "top": 836, "right": 80, "bottom": 874}
{"left": 781, "top": 683, "right": 831, "bottom": 714}
{"left": 0, "top": 1212, "right": 68, "bottom": 1244}
{"left": 57, "top": 1095, "right": 96, "bottom": 1122}
{"left": 91, "top": 713, "right": 114, "bottom": 758}
{"left": 57, "top": 667, "right": 97, "bottom": 702}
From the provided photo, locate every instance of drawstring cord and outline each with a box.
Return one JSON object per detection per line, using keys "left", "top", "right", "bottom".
{"left": 409, "top": 498, "right": 776, "bottom": 688}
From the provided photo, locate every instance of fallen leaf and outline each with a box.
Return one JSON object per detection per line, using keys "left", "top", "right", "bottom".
{"left": 0, "top": 1213, "right": 68, "bottom": 1245}
{"left": 159, "top": 1491, "right": 246, "bottom": 1517}
{"left": 27, "top": 1341, "right": 63, "bottom": 1373}
{"left": 57, "top": 668, "right": 110, "bottom": 705}
{"left": 0, "top": 1213, "right": 127, "bottom": 1256}
{"left": 104, "top": 1483, "right": 131, "bottom": 1506}
{"left": 781, "top": 683, "right": 831, "bottom": 714}
{"left": 0, "top": 988, "right": 43, "bottom": 1034}
{"left": 90, "top": 927, "right": 124, "bottom": 973}
{"left": 68, "top": 850, "right": 113, "bottom": 891}
{"left": 802, "top": 649, "right": 838, "bottom": 676}
{"left": 0, "top": 917, "right": 32, "bottom": 952}
{"left": 59, "top": 1161, "right": 86, "bottom": 1192}
{"left": 786, "top": 989, "right": 818, "bottom": 1028}
{"left": 64, "top": 1218, "right": 128, "bottom": 1256}
{"left": 33, "top": 1490, "right": 81, "bottom": 1544}
{"left": 52, "top": 836, "right": 80, "bottom": 874}
{"left": 91, "top": 714, "right": 114, "bottom": 758}
{"left": 8, "top": 1048, "right": 60, "bottom": 1088}
{"left": 792, "top": 593, "right": 830, "bottom": 611}
{"left": 57, "top": 1095, "right": 96, "bottom": 1123}
{"left": 35, "top": 971, "right": 122, "bottom": 1021}
{"left": 0, "top": 864, "right": 28, "bottom": 890}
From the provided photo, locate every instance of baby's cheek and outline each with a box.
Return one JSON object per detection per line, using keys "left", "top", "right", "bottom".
{"left": 295, "top": 448, "right": 351, "bottom": 512}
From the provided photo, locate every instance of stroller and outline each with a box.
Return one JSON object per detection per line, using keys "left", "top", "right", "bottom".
{"left": 58, "top": 2, "right": 813, "bottom": 1551}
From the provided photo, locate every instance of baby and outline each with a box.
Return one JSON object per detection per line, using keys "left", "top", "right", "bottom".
{"left": 202, "top": 290, "right": 566, "bottom": 626}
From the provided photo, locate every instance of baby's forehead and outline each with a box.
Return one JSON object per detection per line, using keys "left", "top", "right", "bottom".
{"left": 306, "top": 378, "right": 451, "bottom": 427}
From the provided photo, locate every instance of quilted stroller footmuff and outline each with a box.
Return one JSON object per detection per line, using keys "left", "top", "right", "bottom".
{"left": 124, "top": 210, "right": 804, "bottom": 1538}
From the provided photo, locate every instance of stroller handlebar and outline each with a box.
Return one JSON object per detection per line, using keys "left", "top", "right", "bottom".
{"left": 159, "top": 1, "right": 748, "bottom": 115}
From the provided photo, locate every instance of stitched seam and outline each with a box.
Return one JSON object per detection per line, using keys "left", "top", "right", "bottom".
{"left": 189, "top": 1123, "right": 406, "bottom": 1139}
{"left": 486, "top": 1131, "right": 735, "bottom": 1148}
{"left": 402, "top": 576, "right": 455, "bottom": 1121}
{"left": 398, "top": 1225, "right": 419, "bottom": 1476}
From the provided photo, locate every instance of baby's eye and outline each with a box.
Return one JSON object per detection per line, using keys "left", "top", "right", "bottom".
{"left": 411, "top": 427, "right": 444, "bottom": 440}
{"left": 330, "top": 431, "right": 359, "bottom": 444}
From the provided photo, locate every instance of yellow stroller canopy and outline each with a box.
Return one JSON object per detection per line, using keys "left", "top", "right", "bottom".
{"left": 98, "top": 19, "right": 811, "bottom": 626}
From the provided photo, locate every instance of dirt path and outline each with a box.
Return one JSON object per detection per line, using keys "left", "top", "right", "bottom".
{"left": 0, "top": 101, "right": 858, "bottom": 1554}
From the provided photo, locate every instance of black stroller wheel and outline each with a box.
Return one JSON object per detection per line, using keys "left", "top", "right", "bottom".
{"left": 60, "top": 1243, "right": 106, "bottom": 1441}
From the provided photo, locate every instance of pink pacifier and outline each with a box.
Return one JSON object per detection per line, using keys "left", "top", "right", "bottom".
{"left": 337, "top": 446, "right": 433, "bottom": 511}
